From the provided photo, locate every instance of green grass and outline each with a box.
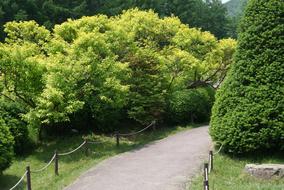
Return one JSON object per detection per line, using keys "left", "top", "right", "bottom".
{"left": 190, "top": 152, "right": 284, "bottom": 190}
{"left": 1, "top": 123, "right": 197, "bottom": 190}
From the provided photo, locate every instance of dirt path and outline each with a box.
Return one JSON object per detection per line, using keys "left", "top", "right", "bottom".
{"left": 65, "top": 126, "right": 211, "bottom": 190}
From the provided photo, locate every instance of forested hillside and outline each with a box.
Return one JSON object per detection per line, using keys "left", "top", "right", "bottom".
{"left": 225, "top": 0, "right": 248, "bottom": 17}
{"left": 224, "top": 0, "right": 248, "bottom": 38}
{"left": 0, "top": 0, "right": 230, "bottom": 40}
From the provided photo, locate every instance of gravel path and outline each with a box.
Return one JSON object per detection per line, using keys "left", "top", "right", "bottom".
{"left": 65, "top": 126, "right": 211, "bottom": 190}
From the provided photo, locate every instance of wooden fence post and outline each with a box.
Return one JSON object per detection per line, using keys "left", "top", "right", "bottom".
{"left": 152, "top": 121, "right": 156, "bottom": 131}
{"left": 55, "top": 150, "right": 59, "bottom": 175}
{"left": 26, "top": 166, "right": 32, "bottom": 190}
{"left": 116, "top": 131, "right": 120, "bottom": 147}
{"left": 209, "top": 151, "right": 213, "bottom": 172}
{"left": 84, "top": 140, "right": 89, "bottom": 156}
{"left": 203, "top": 163, "right": 209, "bottom": 190}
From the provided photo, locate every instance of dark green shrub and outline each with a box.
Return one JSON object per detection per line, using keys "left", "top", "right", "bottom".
{"left": 0, "top": 100, "right": 31, "bottom": 155}
{"left": 0, "top": 119, "right": 14, "bottom": 172}
{"left": 210, "top": 0, "right": 284, "bottom": 153}
{"left": 168, "top": 87, "right": 215, "bottom": 123}
{"left": 7, "top": 119, "right": 31, "bottom": 154}
{"left": 70, "top": 105, "right": 126, "bottom": 133}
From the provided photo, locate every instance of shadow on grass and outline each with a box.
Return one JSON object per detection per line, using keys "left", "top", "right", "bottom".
{"left": 0, "top": 174, "right": 26, "bottom": 190}
{"left": 215, "top": 149, "right": 284, "bottom": 165}
{"left": 232, "top": 151, "right": 284, "bottom": 164}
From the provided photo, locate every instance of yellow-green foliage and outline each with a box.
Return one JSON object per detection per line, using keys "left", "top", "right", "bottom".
{"left": 0, "top": 9, "right": 236, "bottom": 132}
{"left": 210, "top": 0, "right": 284, "bottom": 153}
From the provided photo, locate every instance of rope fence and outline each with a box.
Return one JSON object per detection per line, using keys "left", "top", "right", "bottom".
{"left": 31, "top": 154, "right": 56, "bottom": 173}
{"left": 213, "top": 143, "right": 223, "bottom": 155}
{"left": 115, "top": 120, "right": 156, "bottom": 147}
{"left": 9, "top": 171, "right": 27, "bottom": 190}
{"left": 203, "top": 143, "right": 224, "bottom": 190}
{"left": 8, "top": 120, "right": 156, "bottom": 190}
{"left": 58, "top": 141, "right": 87, "bottom": 156}
{"left": 119, "top": 121, "right": 156, "bottom": 136}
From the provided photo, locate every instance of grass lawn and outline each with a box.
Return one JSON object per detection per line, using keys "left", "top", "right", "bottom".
{"left": 190, "top": 152, "right": 284, "bottom": 190}
{"left": 1, "top": 123, "right": 196, "bottom": 190}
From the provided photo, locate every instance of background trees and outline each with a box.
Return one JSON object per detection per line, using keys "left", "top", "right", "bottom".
{"left": 210, "top": 0, "right": 284, "bottom": 153}
{"left": 0, "top": 0, "right": 234, "bottom": 40}
{"left": 224, "top": 0, "right": 248, "bottom": 38}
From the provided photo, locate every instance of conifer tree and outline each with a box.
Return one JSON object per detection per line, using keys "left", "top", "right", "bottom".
{"left": 210, "top": 0, "right": 284, "bottom": 153}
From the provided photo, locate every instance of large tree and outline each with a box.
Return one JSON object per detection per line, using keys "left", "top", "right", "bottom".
{"left": 210, "top": 0, "right": 284, "bottom": 153}
{"left": 0, "top": 9, "right": 235, "bottom": 136}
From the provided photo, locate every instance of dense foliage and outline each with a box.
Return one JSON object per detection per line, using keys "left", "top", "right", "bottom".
{"left": 168, "top": 87, "right": 215, "bottom": 124}
{"left": 0, "top": 10, "right": 236, "bottom": 137}
{"left": 0, "top": 100, "right": 30, "bottom": 154}
{"left": 210, "top": 0, "right": 284, "bottom": 154}
{"left": 0, "top": 0, "right": 232, "bottom": 40}
{"left": 0, "top": 119, "right": 14, "bottom": 172}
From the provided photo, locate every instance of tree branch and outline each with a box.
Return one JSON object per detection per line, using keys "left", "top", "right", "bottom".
{"left": 0, "top": 92, "right": 16, "bottom": 103}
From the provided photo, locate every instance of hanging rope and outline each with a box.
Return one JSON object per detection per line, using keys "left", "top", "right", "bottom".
{"left": 9, "top": 171, "right": 27, "bottom": 190}
{"left": 31, "top": 153, "right": 56, "bottom": 173}
{"left": 58, "top": 140, "right": 86, "bottom": 156}
{"left": 213, "top": 143, "right": 224, "bottom": 155}
{"left": 119, "top": 121, "right": 156, "bottom": 137}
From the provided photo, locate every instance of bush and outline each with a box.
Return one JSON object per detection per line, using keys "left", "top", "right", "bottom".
{"left": 7, "top": 119, "right": 31, "bottom": 154}
{"left": 168, "top": 87, "right": 215, "bottom": 124}
{"left": 0, "top": 100, "right": 31, "bottom": 155}
{"left": 0, "top": 119, "right": 14, "bottom": 172}
{"left": 210, "top": 0, "right": 284, "bottom": 153}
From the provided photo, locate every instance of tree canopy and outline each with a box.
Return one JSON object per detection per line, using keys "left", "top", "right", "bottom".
{"left": 0, "top": 9, "right": 236, "bottom": 135}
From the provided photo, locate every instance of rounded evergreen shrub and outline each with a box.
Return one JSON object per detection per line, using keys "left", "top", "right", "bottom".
{"left": 0, "top": 119, "right": 14, "bottom": 172}
{"left": 168, "top": 87, "right": 215, "bottom": 123}
{"left": 210, "top": 0, "right": 284, "bottom": 153}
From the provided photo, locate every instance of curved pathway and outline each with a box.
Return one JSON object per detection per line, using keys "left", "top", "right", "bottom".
{"left": 65, "top": 126, "right": 211, "bottom": 190}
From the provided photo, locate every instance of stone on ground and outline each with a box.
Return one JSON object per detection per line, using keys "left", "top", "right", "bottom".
{"left": 245, "top": 164, "right": 284, "bottom": 179}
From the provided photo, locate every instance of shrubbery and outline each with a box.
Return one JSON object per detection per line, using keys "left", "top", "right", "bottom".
{"left": 210, "top": 0, "right": 284, "bottom": 153}
{"left": 7, "top": 119, "right": 31, "bottom": 154}
{"left": 0, "top": 100, "right": 31, "bottom": 155}
{"left": 0, "top": 119, "right": 14, "bottom": 172}
{"left": 168, "top": 87, "right": 215, "bottom": 124}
